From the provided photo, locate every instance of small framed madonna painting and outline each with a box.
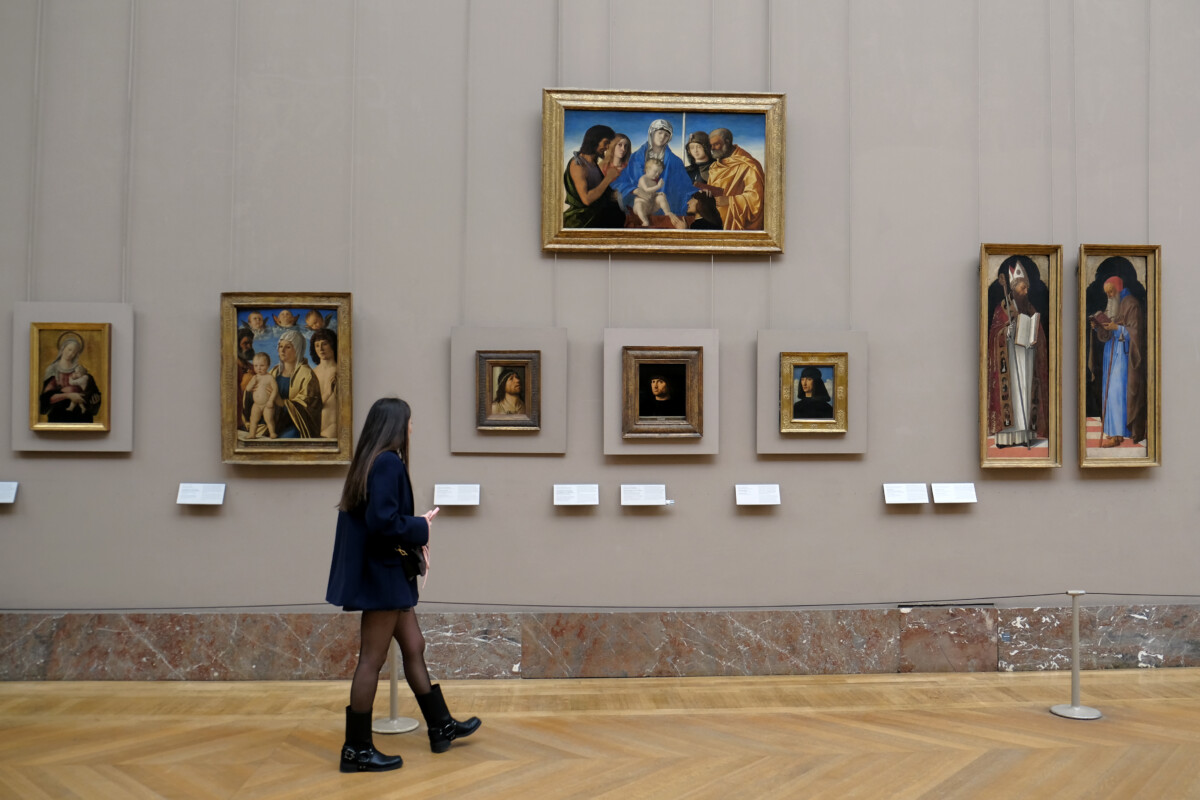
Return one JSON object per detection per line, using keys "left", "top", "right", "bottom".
{"left": 29, "top": 322, "right": 112, "bottom": 432}
{"left": 220, "top": 292, "right": 352, "bottom": 465}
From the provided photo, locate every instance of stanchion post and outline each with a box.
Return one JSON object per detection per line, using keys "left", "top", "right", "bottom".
{"left": 1049, "top": 590, "right": 1102, "bottom": 720}
{"left": 373, "top": 639, "right": 420, "bottom": 734}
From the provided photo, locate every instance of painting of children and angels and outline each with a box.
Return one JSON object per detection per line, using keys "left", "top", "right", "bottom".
{"left": 542, "top": 89, "right": 785, "bottom": 255}
{"left": 220, "top": 292, "right": 352, "bottom": 465}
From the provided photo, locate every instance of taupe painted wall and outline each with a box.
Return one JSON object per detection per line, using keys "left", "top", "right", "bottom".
{"left": 2, "top": 0, "right": 1197, "bottom": 612}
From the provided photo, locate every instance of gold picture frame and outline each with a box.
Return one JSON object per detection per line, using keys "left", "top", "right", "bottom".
{"left": 29, "top": 322, "right": 112, "bottom": 432}
{"left": 542, "top": 89, "right": 785, "bottom": 254}
{"left": 978, "top": 244, "right": 1063, "bottom": 468}
{"left": 779, "top": 352, "right": 848, "bottom": 434}
{"left": 220, "top": 292, "right": 352, "bottom": 465}
{"left": 476, "top": 350, "right": 541, "bottom": 431}
{"left": 1078, "top": 244, "right": 1160, "bottom": 468}
{"left": 621, "top": 346, "right": 703, "bottom": 438}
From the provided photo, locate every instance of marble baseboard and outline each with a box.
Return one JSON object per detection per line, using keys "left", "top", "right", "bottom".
{"left": 2, "top": 605, "right": 1197, "bottom": 680}
{"left": 520, "top": 611, "right": 901, "bottom": 678}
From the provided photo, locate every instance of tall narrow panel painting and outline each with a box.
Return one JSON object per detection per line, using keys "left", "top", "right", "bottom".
{"left": 978, "top": 244, "right": 1062, "bottom": 468}
{"left": 1078, "top": 245, "right": 1160, "bottom": 468}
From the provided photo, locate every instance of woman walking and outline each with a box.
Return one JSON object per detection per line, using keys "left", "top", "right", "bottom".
{"left": 326, "top": 397, "right": 481, "bottom": 773}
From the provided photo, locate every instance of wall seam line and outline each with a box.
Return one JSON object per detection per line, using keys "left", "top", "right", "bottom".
{"left": 1071, "top": 0, "right": 1079, "bottom": 250}
{"left": 975, "top": 0, "right": 981, "bottom": 251}
{"left": 1145, "top": 0, "right": 1152, "bottom": 246}
{"left": 846, "top": 0, "right": 853, "bottom": 329}
{"left": 25, "top": 0, "right": 46, "bottom": 302}
{"left": 228, "top": 0, "right": 242, "bottom": 289}
{"left": 347, "top": 0, "right": 359, "bottom": 288}
{"left": 1047, "top": 0, "right": 1054, "bottom": 243}
{"left": 459, "top": 0, "right": 472, "bottom": 327}
{"left": 120, "top": 0, "right": 138, "bottom": 304}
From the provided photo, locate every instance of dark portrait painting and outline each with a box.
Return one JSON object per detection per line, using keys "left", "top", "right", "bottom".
{"left": 621, "top": 346, "right": 702, "bottom": 439}
{"left": 638, "top": 362, "right": 687, "bottom": 418}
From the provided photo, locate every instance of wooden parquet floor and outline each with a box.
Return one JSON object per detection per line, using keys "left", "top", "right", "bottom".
{"left": 1, "top": 669, "right": 1199, "bottom": 799}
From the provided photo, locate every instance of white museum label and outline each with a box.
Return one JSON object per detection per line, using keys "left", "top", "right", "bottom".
{"left": 621, "top": 484, "right": 668, "bottom": 506}
{"left": 931, "top": 483, "right": 977, "bottom": 504}
{"left": 434, "top": 484, "right": 481, "bottom": 506}
{"left": 553, "top": 484, "right": 600, "bottom": 506}
{"left": 0, "top": 482, "right": 17, "bottom": 503}
{"left": 882, "top": 483, "right": 929, "bottom": 504}
{"left": 176, "top": 483, "right": 226, "bottom": 505}
{"left": 735, "top": 484, "right": 781, "bottom": 505}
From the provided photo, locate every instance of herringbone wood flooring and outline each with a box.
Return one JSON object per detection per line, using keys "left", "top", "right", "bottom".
{"left": 2, "top": 669, "right": 1199, "bottom": 799}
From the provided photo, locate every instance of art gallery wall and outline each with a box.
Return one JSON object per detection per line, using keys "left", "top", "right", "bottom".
{"left": 1, "top": 0, "right": 1197, "bottom": 613}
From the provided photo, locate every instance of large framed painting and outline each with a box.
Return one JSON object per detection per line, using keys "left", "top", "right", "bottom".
{"left": 220, "top": 292, "right": 352, "bottom": 465}
{"left": 1078, "top": 244, "right": 1160, "bottom": 468}
{"left": 621, "top": 346, "right": 703, "bottom": 439}
{"left": 542, "top": 89, "right": 785, "bottom": 254}
{"left": 779, "top": 352, "right": 848, "bottom": 434}
{"left": 29, "top": 322, "right": 112, "bottom": 432}
{"left": 476, "top": 350, "right": 540, "bottom": 431}
{"left": 979, "top": 244, "right": 1062, "bottom": 468}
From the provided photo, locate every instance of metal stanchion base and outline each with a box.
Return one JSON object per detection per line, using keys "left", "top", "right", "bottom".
{"left": 373, "top": 716, "right": 420, "bottom": 734}
{"left": 1049, "top": 703, "right": 1102, "bottom": 720}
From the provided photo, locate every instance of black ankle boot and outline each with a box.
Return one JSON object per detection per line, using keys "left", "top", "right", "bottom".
{"left": 340, "top": 706, "right": 403, "bottom": 773}
{"left": 415, "top": 684, "right": 482, "bottom": 754}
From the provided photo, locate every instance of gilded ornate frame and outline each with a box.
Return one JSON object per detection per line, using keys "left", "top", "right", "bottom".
{"left": 978, "top": 244, "right": 1062, "bottom": 468}
{"left": 542, "top": 89, "right": 785, "bottom": 254}
{"left": 1077, "top": 244, "right": 1160, "bottom": 468}
{"left": 29, "top": 321, "right": 112, "bottom": 432}
{"left": 779, "top": 352, "right": 848, "bottom": 434}
{"left": 220, "top": 292, "right": 352, "bottom": 465}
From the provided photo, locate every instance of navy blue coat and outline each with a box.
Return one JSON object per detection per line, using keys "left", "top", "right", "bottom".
{"left": 326, "top": 452, "right": 429, "bottom": 611}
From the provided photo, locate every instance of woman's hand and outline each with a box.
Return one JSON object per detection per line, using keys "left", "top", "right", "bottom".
{"left": 423, "top": 506, "right": 440, "bottom": 526}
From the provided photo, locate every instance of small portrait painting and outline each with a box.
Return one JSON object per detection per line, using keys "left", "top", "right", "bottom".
{"left": 638, "top": 363, "right": 687, "bottom": 418}
{"left": 779, "top": 352, "right": 847, "bottom": 434}
{"left": 29, "top": 322, "right": 112, "bottom": 432}
{"left": 791, "top": 366, "right": 834, "bottom": 420}
{"left": 221, "top": 292, "right": 352, "bottom": 465}
{"left": 476, "top": 351, "right": 540, "bottom": 431}
{"left": 622, "top": 346, "right": 703, "bottom": 439}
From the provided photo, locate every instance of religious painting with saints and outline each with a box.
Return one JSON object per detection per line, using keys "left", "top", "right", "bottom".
{"left": 542, "top": 89, "right": 785, "bottom": 255}
{"left": 1078, "top": 244, "right": 1160, "bottom": 468}
{"left": 220, "top": 292, "right": 353, "bottom": 465}
{"left": 978, "top": 244, "right": 1062, "bottom": 468}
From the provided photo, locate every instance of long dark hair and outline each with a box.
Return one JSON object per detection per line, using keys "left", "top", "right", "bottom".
{"left": 338, "top": 397, "right": 411, "bottom": 512}
{"left": 579, "top": 124, "right": 616, "bottom": 157}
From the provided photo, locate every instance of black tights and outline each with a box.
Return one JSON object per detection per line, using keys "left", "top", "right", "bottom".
{"left": 349, "top": 608, "right": 432, "bottom": 713}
